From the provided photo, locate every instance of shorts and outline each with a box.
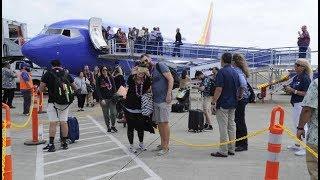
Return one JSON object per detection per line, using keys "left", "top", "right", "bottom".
{"left": 152, "top": 102, "right": 170, "bottom": 123}
{"left": 47, "top": 103, "right": 70, "bottom": 122}
{"left": 202, "top": 96, "right": 213, "bottom": 110}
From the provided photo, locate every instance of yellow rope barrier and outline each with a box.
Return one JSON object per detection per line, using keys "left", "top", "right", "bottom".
{"left": 11, "top": 93, "right": 35, "bottom": 128}
{"left": 281, "top": 125, "right": 318, "bottom": 159}
{"left": 154, "top": 127, "right": 269, "bottom": 148}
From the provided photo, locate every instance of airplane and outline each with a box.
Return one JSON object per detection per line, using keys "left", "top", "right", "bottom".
{"left": 21, "top": 4, "right": 214, "bottom": 76}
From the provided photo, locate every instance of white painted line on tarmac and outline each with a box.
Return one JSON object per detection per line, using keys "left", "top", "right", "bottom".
{"left": 87, "top": 165, "right": 140, "bottom": 180}
{"left": 44, "top": 155, "right": 129, "bottom": 178}
{"left": 80, "top": 130, "right": 101, "bottom": 135}
{"left": 43, "top": 141, "right": 113, "bottom": 156}
{"left": 44, "top": 147, "right": 120, "bottom": 165}
{"left": 88, "top": 115, "right": 161, "bottom": 180}
{"left": 43, "top": 126, "right": 98, "bottom": 133}
{"left": 35, "top": 144, "right": 44, "bottom": 180}
{"left": 77, "top": 135, "right": 106, "bottom": 142}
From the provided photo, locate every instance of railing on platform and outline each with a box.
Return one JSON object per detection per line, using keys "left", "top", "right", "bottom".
{"left": 104, "top": 39, "right": 313, "bottom": 68}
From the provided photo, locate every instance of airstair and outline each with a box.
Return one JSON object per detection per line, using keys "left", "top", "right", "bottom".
{"left": 99, "top": 40, "right": 315, "bottom": 87}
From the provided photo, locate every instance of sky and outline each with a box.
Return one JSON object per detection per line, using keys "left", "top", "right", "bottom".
{"left": 3, "top": 0, "right": 318, "bottom": 65}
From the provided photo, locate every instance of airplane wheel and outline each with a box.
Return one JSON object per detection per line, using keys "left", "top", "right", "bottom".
{"left": 257, "top": 93, "right": 263, "bottom": 100}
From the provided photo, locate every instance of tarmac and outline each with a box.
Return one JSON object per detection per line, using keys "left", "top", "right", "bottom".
{"left": 3, "top": 90, "right": 311, "bottom": 180}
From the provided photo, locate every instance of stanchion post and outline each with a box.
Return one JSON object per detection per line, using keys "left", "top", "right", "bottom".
{"left": 265, "top": 106, "right": 285, "bottom": 180}
{"left": 24, "top": 86, "right": 46, "bottom": 146}
{"left": 2, "top": 103, "right": 13, "bottom": 180}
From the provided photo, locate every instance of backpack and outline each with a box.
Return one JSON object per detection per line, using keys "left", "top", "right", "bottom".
{"left": 156, "top": 63, "right": 180, "bottom": 89}
{"left": 247, "top": 82, "right": 255, "bottom": 103}
{"left": 48, "top": 69, "right": 75, "bottom": 105}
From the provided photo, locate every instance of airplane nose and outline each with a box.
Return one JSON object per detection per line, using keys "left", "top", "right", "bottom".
{"left": 22, "top": 35, "right": 60, "bottom": 63}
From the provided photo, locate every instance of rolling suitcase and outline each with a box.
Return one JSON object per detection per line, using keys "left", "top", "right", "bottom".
{"left": 171, "top": 102, "right": 185, "bottom": 113}
{"left": 188, "top": 95, "right": 204, "bottom": 132}
{"left": 67, "top": 117, "right": 80, "bottom": 143}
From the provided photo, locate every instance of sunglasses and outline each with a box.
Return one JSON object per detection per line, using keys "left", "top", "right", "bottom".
{"left": 295, "top": 63, "right": 304, "bottom": 67}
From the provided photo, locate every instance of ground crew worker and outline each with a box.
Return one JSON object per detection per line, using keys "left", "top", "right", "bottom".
{"left": 19, "top": 62, "right": 33, "bottom": 116}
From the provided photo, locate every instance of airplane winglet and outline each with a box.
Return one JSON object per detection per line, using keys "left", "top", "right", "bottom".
{"left": 197, "top": 2, "right": 213, "bottom": 45}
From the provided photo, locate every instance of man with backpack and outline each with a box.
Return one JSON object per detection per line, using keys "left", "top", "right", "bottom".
{"left": 195, "top": 70, "right": 216, "bottom": 130}
{"left": 39, "top": 60, "right": 78, "bottom": 152}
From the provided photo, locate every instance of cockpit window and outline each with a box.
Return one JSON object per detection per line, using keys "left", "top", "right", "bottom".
{"left": 45, "top": 28, "right": 63, "bottom": 35}
{"left": 62, "top": 29, "right": 71, "bottom": 37}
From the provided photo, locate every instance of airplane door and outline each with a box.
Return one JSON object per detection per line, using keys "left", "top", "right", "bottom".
{"left": 88, "top": 17, "right": 108, "bottom": 51}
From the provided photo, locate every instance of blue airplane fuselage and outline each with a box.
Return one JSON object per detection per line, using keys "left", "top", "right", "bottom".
{"left": 22, "top": 19, "right": 132, "bottom": 74}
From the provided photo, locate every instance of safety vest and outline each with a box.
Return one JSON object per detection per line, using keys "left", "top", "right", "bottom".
{"left": 19, "top": 70, "right": 33, "bottom": 90}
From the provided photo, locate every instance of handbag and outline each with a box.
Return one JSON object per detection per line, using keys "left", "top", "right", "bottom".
{"left": 86, "top": 83, "right": 94, "bottom": 93}
{"left": 141, "top": 92, "right": 153, "bottom": 116}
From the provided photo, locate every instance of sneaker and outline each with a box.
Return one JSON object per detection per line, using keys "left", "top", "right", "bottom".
{"left": 107, "top": 128, "right": 112, "bottom": 133}
{"left": 294, "top": 149, "right": 306, "bottom": 156}
{"left": 204, "top": 125, "right": 213, "bottom": 130}
{"left": 43, "top": 144, "right": 51, "bottom": 150}
{"left": 129, "top": 146, "right": 137, "bottom": 153}
{"left": 152, "top": 145, "right": 162, "bottom": 152}
{"left": 61, "top": 143, "right": 68, "bottom": 150}
{"left": 235, "top": 146, "right": 248, "bottom": 152}
{"left": 91, "top": 103, "right": 95, "bottom": 107}
{"left": 204, "top": 123, "right": 208, "bottom": 129}
{"left": 157, "top": 149, "right": 169, "bottom": 156}
{"left": 138, "top": 143, "right": 147, "bottom": 151}
{"left": 111, "top": 127, "right": 118, "bottom": 133}
{"left": 45, "top": 144, "right": 56, "bottom": 152}
{"left": 23, "top": 113, "right": 30, "bottom": 116}
{"left": 86, "top": 103, "right": 89, "bottom": 107}
{"left": 287, "top": 144, "right": 301, "bottom": 151}
{"left": 77, "top": 109, "right": 82, "bottom": 112}
{"left": 210, "top": 152, "right": 227, "bottom": 157}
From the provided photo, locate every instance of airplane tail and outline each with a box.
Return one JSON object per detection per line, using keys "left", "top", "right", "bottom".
{"left": 197, "top": 2, "right": 213, "bottom": 45}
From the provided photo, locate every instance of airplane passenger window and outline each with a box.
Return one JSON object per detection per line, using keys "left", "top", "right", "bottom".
{"left": 62, "top": 29, "right": 71, "bottom": 37}
{"left": 45, "top": 29, "right": 62, "bottom": 35}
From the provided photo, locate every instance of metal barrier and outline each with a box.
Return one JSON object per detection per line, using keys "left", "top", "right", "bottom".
{"left": 105, "top": 39, "right": 313, "bottom": 68}
{"left": 2, "top": 103, "right": 13, "bottom": 180}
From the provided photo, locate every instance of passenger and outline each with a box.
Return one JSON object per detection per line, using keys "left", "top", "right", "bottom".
{"left": 178, "top": 69, "right": 191, "bottom": 110}
{"left": 96, "top": 65, "right": 118, "bottom": 133}
{"left": 211, "top": 52, "right": 241, "bottom": 157}
{"left": 144, "top": 28, "right": 150, "bottom": 53}
{"left": 297, "top": 25, "right": 310, "bottom": 58}
{"left": 74, "top": 70, "right": 89, "bottom": 111}
{"left": 284, "top": 58, "right": 312, "bottom": 156}
{"left": 149, "top": 27, "right": 158, "bottom": 54}
{"left": 296, "top": 78, "right": 318, "bottom": 179}
{"left": 83, "top": 65, "right": 95, "bottom": 107}
{"left": 124, "top": 65, "right": 152, "bottom": 153}
{"left": 194, "top": 70, "right": 215, "bottom": 130}
{"left": 210, "top": 67, "right": 219, "bottom": 114}
{"left": 128, "top": 27, "right": 137, "bottom": 55}
{"left": 156, "top": 27, "right": 164, "bottom": 55}
{"left": 172, "top": 28, "right": 182, "bottom": 57}
{"left": 136, "top": 27, "right": 146, "bottom": 53}
{"left": 120, "top": 31, "right": 127, "bottom": 52}
{"left": 141, "top": 54, "right": 174, "bottom": 156}
{"left": 93, "top": 66, "right": 100, "bottom": 103}
{"left": 19, "top": 62, "right": 33, "bottom": 116}
{"left": 232, "top": 53, "right": 250, "bottom": 152}
{"left": 39, "top": 60, "right": 78, "bottom": 152}
{"left": 2, "top": 62, "right": 17, "bottom": 108}
{"left": 113, "top": 66, "right": 126, "bottom": 120}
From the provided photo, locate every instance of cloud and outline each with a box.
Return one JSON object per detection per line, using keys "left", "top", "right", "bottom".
{"left": 3, "top": 0, "right": 318, "bottom": 64}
